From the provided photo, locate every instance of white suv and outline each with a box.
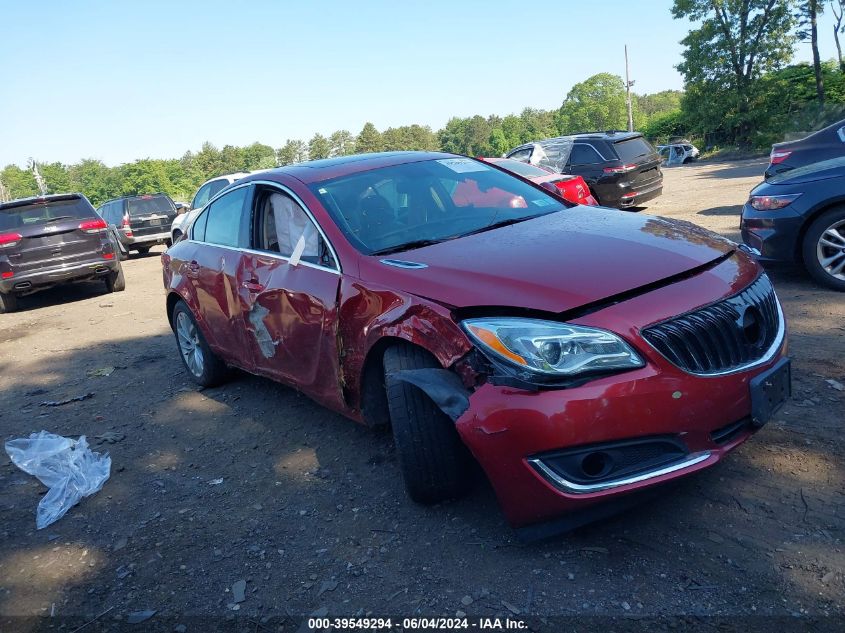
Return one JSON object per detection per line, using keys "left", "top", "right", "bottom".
{"left": 170, "top": 173, "right": 249, "bottom": 242}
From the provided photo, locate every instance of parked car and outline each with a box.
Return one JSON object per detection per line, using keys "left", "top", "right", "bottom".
{"left": 742, "top": 155, "right": 845, "bottom": 291}
{"left": 765, "top": 118, "right": 845, "bottom": 179}
{"left": 171, "top": 173, "right": 250, "bottom": 242}
{"left": 505, "top": 132, "right": 663, "bottom": 208}
{"left": 478, "top": 157, "right": 598, "bottom": 206}
{"left": 98, "top": 193, "right": 177, "bottom": 256}
{"left": 657, "top": 142, "right": 699, "bottom": 165}
{"left": 162, "top": 152, "right": 789, "bottom": 537}
{"left": 0, "top": 193, "right": 124, "bottom": 312}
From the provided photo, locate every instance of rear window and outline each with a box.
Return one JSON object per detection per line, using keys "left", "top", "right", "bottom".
{"left": 494, "top": 160, "right": 551, "bottom": 178}
{"left": 0, "top": 197, "right": 95, "bottom": 231}
{"left": 126, "top": 195, "right": 175, "bottom": 216}
{"left": 612, "top": 136, "right": 656, "bottom": 162}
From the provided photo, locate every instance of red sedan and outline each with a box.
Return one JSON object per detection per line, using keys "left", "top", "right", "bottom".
{"left": 162, "top": 152, "right": 789, "bottom": 538}
{"left": 479, "top": 156, "right": 599, "bottom": 206}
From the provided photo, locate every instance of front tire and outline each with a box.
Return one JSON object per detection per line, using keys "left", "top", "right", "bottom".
{"left": 383, "top": 343, "right": 471, "bottom": 504}
{"left": 0, "top": 291, "right": 18, "bottom": 313}
{"left": 172, "top": 300, "right": 230, "bottom": 387}
{"left": 802, "top": 207, "right": 845, "bottom": 291}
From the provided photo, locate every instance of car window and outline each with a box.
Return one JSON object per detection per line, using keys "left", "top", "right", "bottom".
{"left": 193, "top": 179, "right": 232, "bottom": 210}
{"left": 253, "top": 186, "right": 336, "bottom": 268}
{"left": 569, "top": 144, "right": 603, "bottom": 165}
{"left": 0, "top": 197, "right": 96, "bottom": 231}
{"left": 506, "top": 148, "right": 532, "bottom": 162}
{"left": 309, "top": 158, "right": 565, "bottom": 255}
{"left": 127, "top": 195, "right": 175, "bottom": 216}
{"left": 199, "top": 186, "right": 248, "bottom": 247}
{"left": 612, "top": 136, "right": 656, "bottom": 162}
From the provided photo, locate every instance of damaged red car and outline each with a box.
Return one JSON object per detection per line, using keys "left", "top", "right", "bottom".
{"left": 162, "top": 152, "right": 790, "bottom": 538}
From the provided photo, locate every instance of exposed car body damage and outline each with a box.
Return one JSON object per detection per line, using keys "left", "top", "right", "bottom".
{"left": 162, "top": 151, "right": 789, "bottom": 533}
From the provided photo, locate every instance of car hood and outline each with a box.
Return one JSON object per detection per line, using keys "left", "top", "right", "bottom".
{"left": 361, "top": 207, "right": 737, "bottom": 313}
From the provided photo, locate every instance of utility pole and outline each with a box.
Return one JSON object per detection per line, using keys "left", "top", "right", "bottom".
{"left": 625, "top": 45, "right": 635, "bottom": 132}
{"left": 0, "top": 179, "right": 9, "bottom": 203}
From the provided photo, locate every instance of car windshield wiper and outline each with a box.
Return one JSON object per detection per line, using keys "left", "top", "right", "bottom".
{"left": 459, "top": 215, "right": 538, "bottom": 238}
{"left": 370, "top": 239, "right": 445, "bottom": 256}
{"left": 42, "top": 216, "right": 74, "bottom": 222}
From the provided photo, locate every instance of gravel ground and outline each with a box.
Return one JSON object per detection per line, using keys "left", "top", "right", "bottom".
{"left": 0, "top": 158, "right": 842, "bottom": 632}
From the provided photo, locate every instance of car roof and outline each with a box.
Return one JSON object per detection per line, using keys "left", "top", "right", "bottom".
{"left": 509, "top": 131, "right": 643, "bottom": 153}
{"left": 244, "top": 151, "right": 457, "bottom": 185}
{"left": 0, "top": 193, "right": 86, "bottom": 210}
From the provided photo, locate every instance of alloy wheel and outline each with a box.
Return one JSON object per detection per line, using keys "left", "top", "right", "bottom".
{"left": 176, "top": 311, "right": 204, "bottom": 377}
{"left": 817, "top": 219, "right": 845, "bottom": 281}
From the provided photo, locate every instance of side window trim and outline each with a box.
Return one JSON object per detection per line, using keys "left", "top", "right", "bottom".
{"left": 244, "top": 180, "right": 341, "bottom": 274}
{"left": 190, "top": 182, "right": 250, "bottom": 247}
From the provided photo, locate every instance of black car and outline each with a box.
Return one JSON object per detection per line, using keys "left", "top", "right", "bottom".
{"left": 97, "top": 193, "right": 177, "bottom": 256}
{"left": 765, "top": 119, "right": 845, "bottom": 179}
{"left": 741, "top": 156, "right": 845, "bottom": 291}
{"left": 0, "top": 193, "right": 124, "bottom": 313}
{"left": 505, "top": 131, "right": 663, "bottom": 208}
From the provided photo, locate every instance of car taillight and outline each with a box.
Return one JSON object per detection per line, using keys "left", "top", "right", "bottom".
{"left": 1, "top": 271, "right": 13, "bottom": 279}
{"left": 0, "top": 232, "right": 23, "bottom": 248}
{"left": 102, "top": 252, "right": 115, "bottom": 260}
{"left": 770, "top": 150, "right": 792, "bottom": 165}
{"left": 603, "top": 163, "right": 637, "bottom": 174}
{"left": 121, "top": 215, "right": 134, "bottom": 236}
{"left": 749, "top": 194, "right": 801, "bottom": 210}
{"left": 78, "top": 218, "right": 108, "bottom": 233}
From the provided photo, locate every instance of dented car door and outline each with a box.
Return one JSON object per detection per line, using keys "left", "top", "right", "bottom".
{"left": 237, "top": 185, "right": 343, "bottom": 406}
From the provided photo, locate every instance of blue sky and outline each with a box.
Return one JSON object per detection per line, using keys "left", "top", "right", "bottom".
{"left": 0, "top": 1, "right": 835, "bottom": 167}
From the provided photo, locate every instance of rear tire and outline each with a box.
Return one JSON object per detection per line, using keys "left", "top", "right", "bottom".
{"left": 383, "top": 343, "right": 471, "bottom": 504}
{"left": 802, "top": 207, "right": 845, "bottom": 291}
{"left": 104, "top": 265, "right": 126, "bottom": 293}
{"left": 172, "top": 300, "right": 230, "bottom": 387}
{"left": 135, "top": 246, "right": 151, "bottom": 255}
{"left": 0, "top": 291, "right": 18, "bottom": 314}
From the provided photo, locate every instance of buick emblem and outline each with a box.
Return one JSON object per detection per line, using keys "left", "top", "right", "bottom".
{"left": 738, "top": 306, "right": 764, "bottom": 346}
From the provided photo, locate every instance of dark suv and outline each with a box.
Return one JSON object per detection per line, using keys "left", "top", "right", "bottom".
{"left": 506, "top": 132, "right": 663, "bottom": 208}
{"left": 98, "top": 193, "right": 177, "bottom": 255}
{"left": 0, "top": 194, "right": 124, "bottom": 313}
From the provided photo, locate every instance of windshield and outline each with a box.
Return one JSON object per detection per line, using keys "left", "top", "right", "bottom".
{"left": 127, "top": 195, "right": 175, "bottom": 216}
{"left": 767, "top": 155, "right": 845, "bottom": 183}
{"left": 493, "top": 159, "right": 551, "bottom": 178}
{"left": 0, "top": 197, "right": 95, "bottom": 231}
{"left": 309, "top": 157, "right": 567, "bottom": 255}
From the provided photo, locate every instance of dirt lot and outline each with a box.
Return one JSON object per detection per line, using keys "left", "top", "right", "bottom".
{"left": 1, "top": 158, "right": 843, "bottom": 631}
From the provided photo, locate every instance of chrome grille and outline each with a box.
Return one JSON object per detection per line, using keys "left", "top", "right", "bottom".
{"left": 642, "top": 274, "right": 782, "bottom": 375}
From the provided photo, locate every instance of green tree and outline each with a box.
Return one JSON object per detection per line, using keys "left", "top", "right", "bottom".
{"left": 672, "top": 0, "right": 795, "bottom": 146}
{"left": 38, "top": 162, "right": 71, "bottom": 194}
{"left": 557, "top": 74, "right": 631, "bottom": 133}
{"left": 308, "top": 134, "right": 331, "bottom": 160}
{"left": 636, "top": 90, "right": 684, "bottom": 118}
{"left": 328, "top": 130, "right": 356, "bottom": 156}
{"left": 356, "top": 122, "right": 383, "bottom": 153}
{"left": 0, "top": 165, "right": 38, "bottom": 199}
{"left": 276, "top": 139, "right": 308, "bottom": 165}
{"left": 240, "top": 142, "right": 277, "bottom": 171}
{"left": 794, "top": 0, "right": 825, "bottom": 106}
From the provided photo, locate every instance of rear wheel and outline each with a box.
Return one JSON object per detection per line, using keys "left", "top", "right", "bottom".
{"left": 135, "top": 246, "right": 151, "bottom": 255}
{"left": 383, "top": 343, "right": 472, "bottom": 504}
{"left": 802, "top": 207, "right": 845, "bottom": 291}
{"left": 104, "top": 265, "right": 126, "bottom": 293}
{"left": 172, "top": 300, "right": 230, "bottom": 387}
{"left": 0, "top": 291, "right": 18, "bottom": 314}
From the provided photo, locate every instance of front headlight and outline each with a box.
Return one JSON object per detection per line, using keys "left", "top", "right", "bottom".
{"left": 462, "top": 318, "right": 644, "bottom": 377}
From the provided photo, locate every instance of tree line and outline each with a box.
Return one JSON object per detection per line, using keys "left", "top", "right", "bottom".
{"left": 1, "top": 0, "right": 842, "bottom": 207}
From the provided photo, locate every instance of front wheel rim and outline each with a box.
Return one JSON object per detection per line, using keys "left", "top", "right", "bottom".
{"left": 176, "top": 312, "right": 204, "bottom": 377}
{"left": 817, "top": 219, "right": 845, "bottom": 281}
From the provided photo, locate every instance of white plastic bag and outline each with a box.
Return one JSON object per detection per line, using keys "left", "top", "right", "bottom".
{"left": 5, "top": 431, "right": 111, "bottom": 529}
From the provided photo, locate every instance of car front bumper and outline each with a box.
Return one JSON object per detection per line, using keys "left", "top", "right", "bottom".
{"left": 740, "top": 203, "right": 803, "bottom": 264}
{"left": 455, "top": 347, "right": 787, "bottom": 531}
{"left": 0, "top": 257, "right": 119, "bottom": 294}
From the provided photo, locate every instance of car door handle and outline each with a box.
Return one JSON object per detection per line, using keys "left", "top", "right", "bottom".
{"left": 241, "top": 280, "right": 264, "bottom": 292}
{"left": 186, "top": 261, "right": 200, "bottom": 277}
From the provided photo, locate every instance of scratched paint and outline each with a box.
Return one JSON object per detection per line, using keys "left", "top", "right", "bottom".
{"left": 248, "top": 303, "right": 277, "bottom": 358}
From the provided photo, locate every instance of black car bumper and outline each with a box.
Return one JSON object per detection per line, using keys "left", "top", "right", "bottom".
{"left": 740, "top": 203, "right": 803, "bottom": 264}
{"left": 596, "top": 181, "right": 663, "bottom": 208}
{"left": 0, "top": 258, "right": 119, "bottom": 294}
